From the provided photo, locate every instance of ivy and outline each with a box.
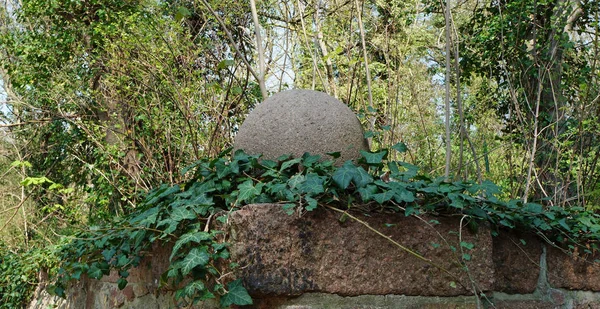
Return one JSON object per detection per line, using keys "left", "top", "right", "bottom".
{"left": 50, "top": 147, "right": 600, "bottom": 307}
{"left": 0, "top": 244, "right": 58, "bottom": 309}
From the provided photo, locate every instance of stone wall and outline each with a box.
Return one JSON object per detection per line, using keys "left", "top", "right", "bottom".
{"left": 29, "top": 204, "right": 600, "bottom": 309}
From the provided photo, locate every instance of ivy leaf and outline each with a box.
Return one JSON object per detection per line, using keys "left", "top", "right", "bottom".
{"left": 305, "top": 196, "right": 318, "bottom": 211}
{"left": 404, "top": 206, "right": 421, "bottom": 217}
{"left": 117, "top": 278, "right": 128, "bottom": 290}
{"left": 326, "top": 151, "right": 341, "bottom": 159}
{"left": 388, "top": 183, "right": 415, "bottom": 203}
{"left": 360, "top": 150, "right": 388, "bottom": 165}
{"left": 479, "top": 180, "right": 502, "bottom": 196}
{"left": 220, "top": 279, "right": 253, "bottom": 306}
{"left": 394, "top": 189, "right": 415, "bottom": 203}
{"left": 299, "top": 173, "right": 326, "bottom": 195}
{"left": 525, "top": 203, "right": 543, "bottom": 214}
{"left": 88, "top": 264, "right": 103, "bottom": 280}
{"left": 301, "top": 153, "right": 322, "bottom": 167}
{"left": 237, "top": 180, "right": 262, "bottom": 203}
{"left": 171, "top": 207, "right": 197, "bottom": 222}
{"left": 116, "top": 254, "right": 129, "bottom": 267}
{"left": 187, "top": 193, "right": 213, "bottom": 207}
{"left": 373, "top": 190, "right": 395, "bottom": 204}
{"left": 287, "top": 174, "right": 305, "bottom": 189}
{"left": 260, "top": 159, "right": 278, "bottom": 169}
{"left": 171, "top": 232, "right": 212, "bottom": 261}
{"left": 214, "top": 160, "right": 231, "bottom": 179}
{"left": 280, "top": 157, "right": 302, "bottom": 172}
{"left": 558, "top": 218, "right": 571, "bottom": 231}
{"left": 129, "top": 207, "right": 159, "bottom": 225}
{"left": 101, "top": 248, "right": 116, "bottom": 262}
{"left": 181, "top": 247, "right": 210, "bottom": 275}
{"left": 352, "top": 167, "right": 373, "bottom": 188}
{"left": 448, "top": 193, "right": 466, "bottom": 209}
{"left": 391, "top": 142, "right": 407, "bottom": 153}
{"left": 332, "top": 161, "right": 358, "bottom": 189}
{"left": 460, "top": 241, "right": 474, "bottom": 250}
{"left": 282, "top": 203, "right": 296, "bottom": 215}
{"left": 167, "top": 262, "right": 181, "bottom": 278}
{"left": 467, "top": 207, "right": 489, "bottom": 220}
{"left": 182, "top": 280, "right": 205, "bottom": 297}
{"left": 398, "top": 162, "right": 419, "bottom": 181}
{"left": 388, "top": 161, "right": 400, "bottom": 177}
{"left": 358, "top": 185, "right": 379, "bottom": 202}
{"left": 146, "top": 184, "right": 179, "bottom": 205}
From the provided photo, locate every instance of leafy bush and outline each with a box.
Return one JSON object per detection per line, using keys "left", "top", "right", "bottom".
{"left": 0, "top": 244, "right": 58, "bottom": 309}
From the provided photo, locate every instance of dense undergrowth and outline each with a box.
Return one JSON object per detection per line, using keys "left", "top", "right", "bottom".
{"left": 4, "top": 145, "right": 600, "bottom": 307}
{"left": 0, "top": 244, "right": 59, "bottom": 309}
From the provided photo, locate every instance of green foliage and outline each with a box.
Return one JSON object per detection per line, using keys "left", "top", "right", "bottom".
{"left": 50, "top": 147, "right": 600, "bottom": 307}
{"left": 0, "top": 244, "right": 58, "bottom": 309}
{"left": 0, "top": 0, "right": 260, "bottom": 225}
{"left": 220, "top": 279, "right": 253, "bottom": 307}
{"left": 450, "top": 0, "right": 600, "bottom": 203}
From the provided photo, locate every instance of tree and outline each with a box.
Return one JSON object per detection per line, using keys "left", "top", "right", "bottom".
{"left": 0, "top": 0, "right": 261, "bottom": 225}
{"left": 458, "top": 0, "right": 600, "bottom": 206}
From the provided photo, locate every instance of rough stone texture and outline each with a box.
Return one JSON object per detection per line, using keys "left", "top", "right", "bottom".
{"left": 250, "top": 294, "right": 479, "bottom": 309}
{"left": 27, "top": 242, "right": 221, "bottom": 309}
{"left": 45, "top": 276, "right": 220, "bottom": 309}
{"left": 485, "top": 300, "right": 556, "bottom": 309}
{"left": 566, "top": 290, "right": 600, "bottom": 308}
{"left": 492, "top": 231, "right": 542, "bottom": 293}
{"left": 27, "top": 272, "right": 68, "bottom": 309}
{"left": 233, "top": 89, "right": 369, "bottom": 164}
{"left": 28, "top": 203, "right": 600, "bottom": 308}
{"left": 547, "top": 246, "right": 600, "bottom": 290}
{"left": 229, "top": 204, "right": 495, "bottom": 297}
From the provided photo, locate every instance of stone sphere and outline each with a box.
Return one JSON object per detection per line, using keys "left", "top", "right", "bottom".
{"left": 234, "top": 89, "right": 369, "bottom": 164}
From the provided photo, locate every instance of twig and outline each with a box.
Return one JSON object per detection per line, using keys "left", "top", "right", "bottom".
{"left": 198, "top": 0, "right": 262, "bottom": 87}
{"left": 249, "top": 0, "right": 268, "bottom": 98}
{"left": 353, "top": 0, "right": 375, "bottom": 134}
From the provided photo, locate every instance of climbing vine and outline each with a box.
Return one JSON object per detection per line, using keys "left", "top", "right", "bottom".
{"left": 49, "top": 144, "right": 600, "bottom": 306}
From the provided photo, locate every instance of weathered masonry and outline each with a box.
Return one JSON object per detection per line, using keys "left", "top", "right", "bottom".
{"left": 29, "top": 204, "right": 600, "bottom": 309}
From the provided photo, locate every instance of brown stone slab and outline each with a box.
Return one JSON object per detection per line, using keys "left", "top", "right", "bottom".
{"left": 547, "top": 246, "right": 600, "bottom": 291}
{"left": 229, "top": 204, "right": 495, "bottom": 297}
{"left": 492, "top": 231, "right": 542, "bottom": 293}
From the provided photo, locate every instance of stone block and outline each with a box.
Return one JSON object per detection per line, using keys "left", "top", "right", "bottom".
{"left": 547, "top": 247, "right": 600, "bottom": 291}
{"left": 487, "top": 300, "right": 556, "bottom": 309}
{"left": 229, "top": 204, "right": 494, "bottom": 297}
{"left": 250, "top": 293, "right": 479, "bottom": 309}
{"left": 492, "top": 231, "right": 542, "bottom": 293}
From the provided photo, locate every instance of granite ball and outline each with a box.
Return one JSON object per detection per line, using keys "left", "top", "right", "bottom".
{"left": 234, "top": 89, "right": 369, "bottom": 164}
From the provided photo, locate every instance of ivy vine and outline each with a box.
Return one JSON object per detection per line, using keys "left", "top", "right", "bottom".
{"left": 50, "top": 144, "right": 600, "bottom": 307}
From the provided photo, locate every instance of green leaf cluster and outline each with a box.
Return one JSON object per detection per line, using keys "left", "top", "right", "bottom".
{"left": 0, "top": 244, "right": 59, "bottom": 309}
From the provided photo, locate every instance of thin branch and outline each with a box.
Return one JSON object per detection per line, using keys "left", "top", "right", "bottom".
{"left": 354, "top": 0, "right": 375, "bottom": 134}
{"left": 296, "top": 0, "right": 326, "bottom": 90}
{"left": 249, "top": 0, "right": 268, "bottom": 98}
{"left": 443, "top": 0, "right": 452, "bottom": 180}
{"left": 198, "top": 0, "right": 262, "bottom": 87}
